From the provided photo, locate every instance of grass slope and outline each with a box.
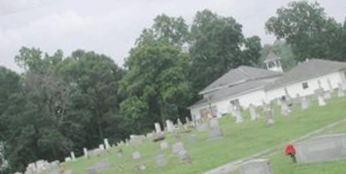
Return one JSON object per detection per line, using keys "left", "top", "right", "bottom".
{"left": 61, "top": 96, "right": 346, "bottom": 174}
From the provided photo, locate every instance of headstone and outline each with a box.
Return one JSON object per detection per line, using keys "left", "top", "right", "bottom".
{"left": 234, "top": 107, "right": 244, "bottom": 124}
{"left": 295, "top": 133, "right": 346, "bottom": 163}
{"left": 318, "top": 95, "right": 326, "bottom": 106}
{"left": 249, "top": 104, "right": 259, "bottom": 120}
{"left": 185, "top": 117, "right": 191, "bottom": 124}
{"left": 104, "top": 138, "right": 110, "bottom": 150}
{"left": 99, "top": 144, "right": 105, "bottom": 151}
{"left": 240, "top": 159, "right": 273, "bottom": 174}
{"left": 337, "top": 83, "right": 345, "bottom": 97}
{"left": 172, "top": 142, "right": 185, "bottom": 155}
{"left": 160, "top": 141, "right": 169, "bottom": 150}
{"left": 155, "top": 122, "right": 162, "bottom": 133}
{"left": 264, "top": 105, "right": 274, "bottom": 126}
{"left": 155, "top": 153, "right": 167, "bottom": 167}
{"left": 70, "top": 152, "right": 76, "bottom": 161}
{"left": 208, "top": 118, "right": 223, "bottom": 140}
{"left": 132, "top": 151, "right": 141, "bottom": 160}
{"left": 315, "top": 88, "right": 326, "bottom": 106}
{"left": 301, "top": 96, "right": 309, "bottom": 110}
{"left": 166, "top": 120, "right": 174, "bottom": 133}
{"left": 83, "top": 148, "right": 88, "bottom": 158}
{"left": 178, "top": 149, "right": 192, "bottom": 164}
{"left": 86, "top": 161, "right": 111, "bottom": 174}
{"left": 64, "top": 157, "right": 71, "bottom": 162}
{"left": 177, "top": 118, "right": 183, "bottom": 127}
{"left": 280, "top": 100, "right": 291, "bottom": 116}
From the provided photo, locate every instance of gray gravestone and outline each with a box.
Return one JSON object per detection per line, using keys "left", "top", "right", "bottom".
{"left": 86, "top": 161, "right": 110, "bottom": 174}
{"left": 132, "top": 151, "right": 141, "bottom": 160}
{"left": 240, "top": 159, "right": 273, "bottom": 174}
{"left": 280, "top": 100, "right": 291, "bottom": 116}
{"left": 155, "top": 153, "right": 167, "bottom": 167}
{"left": 295, "top": 133, "right": 346, "bottom": 163}
{"left": 172, "top": 142, "right": 184, "bottom": 155}
{"left": 264, "top": 105, "right": 274, "bottom": 126}
{"left": 160, "top": 141, "right": 169, "bottom": 150}
{"left": 208, "top": 118, "right": 223, "bottom": 140}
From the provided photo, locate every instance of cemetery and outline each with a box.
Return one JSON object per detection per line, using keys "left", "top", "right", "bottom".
{"left": 26, "top": 92, "right": 346, "bottom": 174}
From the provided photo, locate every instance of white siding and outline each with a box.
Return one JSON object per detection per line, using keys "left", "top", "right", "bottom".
{"left": 190, "top": 89, "right": 266, "bottom": 120}
{"left": 266, "top": 72, "right": 344, "bottom": 101}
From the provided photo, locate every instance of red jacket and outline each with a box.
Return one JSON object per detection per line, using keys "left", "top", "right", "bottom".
{"left": 285, "top": 144, "right": 296, "bottom": 155}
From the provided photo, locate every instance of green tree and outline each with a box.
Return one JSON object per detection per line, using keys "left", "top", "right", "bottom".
{"left": 189, "top": 9, "right": 262, "bottom": 92}
{"left": 136, "top": 14, "right": 190, "bottom": 47}
{"left": 120, "top": 41, "right": 191, "bottom": 133}
{"left": 59, "top": 50, "right": 124, "bottom": 145}
{"left": 265, "top": 1, "right": 343, "bottom": 61}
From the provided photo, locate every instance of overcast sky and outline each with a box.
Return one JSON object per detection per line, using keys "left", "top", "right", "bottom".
{"left": 0, "top": 0, "right": 345, "bottom": 71}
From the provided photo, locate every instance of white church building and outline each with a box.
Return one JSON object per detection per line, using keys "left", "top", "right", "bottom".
{"left": 188, "top": 52, "right": 346, "bottom": 120}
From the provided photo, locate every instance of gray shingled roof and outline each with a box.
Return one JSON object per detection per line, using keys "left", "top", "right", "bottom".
{"left": 199, "top": 66, "right": 282, "bottom": 94}
{"left": 265, "top": 59, "right": 346, "bottom": 90}
{"left": 189, "top": 66, "right": 282, "bottom": 109}
{"left": 190, "top": 78, "right": 278, "bottom": 109}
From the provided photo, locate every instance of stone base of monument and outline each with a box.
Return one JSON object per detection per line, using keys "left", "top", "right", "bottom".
{"left": 294, "top": 133, "right": 346, "bottom": 163}
{"left": 239, "top": 159, "right": 273, "bottom": 174}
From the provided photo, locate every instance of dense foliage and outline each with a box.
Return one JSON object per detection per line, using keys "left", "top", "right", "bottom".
{"left": 265, "top": 1, "right": 346, "bottom": 62}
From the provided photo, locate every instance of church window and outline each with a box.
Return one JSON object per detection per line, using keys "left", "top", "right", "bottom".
{"left": 302, "top": 82, "right": 309, "bottom": 89}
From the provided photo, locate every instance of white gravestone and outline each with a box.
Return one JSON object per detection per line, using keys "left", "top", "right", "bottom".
{"left": 155, "top": 122, "right": 162, "bottom": 133}
{"left": 318, "top": 95, "right": 326, "bottom": 106}
{"left": 104, "top": 138, "right": 110, "bottom": 150}
{"left": 99, "top": 144, "right": 105, "bottom": 151}
{"left": 132, "top": 151, "right": 141, "bottom": 160}
{"left": 301, "top": 96, "right": 309, "bottom": 110}
{"left": 249, "top": 104, "right": 259, "bottom": 120}
{"left": 83, "top": 148, "right": 88, "bottom": 158}
{"left": 234, "top": 108, "right": 244, "bottom": 123}
{"left": 240, "top": 159, "right": 273, "bottom": 174}
{"left": 295, "top": 133, "right": 346, "bottom": 163}
{"left": 70, "top": 152, "right": 76, "bottom": 161}
{"left": 166, "top": 120, "right": 174, "bottom": 133}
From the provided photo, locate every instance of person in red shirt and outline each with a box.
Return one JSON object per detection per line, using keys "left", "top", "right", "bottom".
{"left": 285, "top": 144, "right": 297, "bottom": 163}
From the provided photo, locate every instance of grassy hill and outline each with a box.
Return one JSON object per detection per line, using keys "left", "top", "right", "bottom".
{"left": 60, "top": 95, "right": 346, "bottom": 174}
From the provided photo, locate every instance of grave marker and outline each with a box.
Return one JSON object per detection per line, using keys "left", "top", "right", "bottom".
{"left": 240, "top": 159, "right": 273, "bottom": 174}
{"left": 155, "top": 122, "right": 162, "bottom": 133}
{"left": 249, "top": 104, "right": 259, "bottom": 120}
{"left": 155, "top": 153, "right": 168, "bottom": 167}
{"left": 295, "top": 133, "right": 346, "bottom": 163}
{"left": 83, "top": 148, "right": 88, "bottom": 158}
{"left": 104, "top": 138, "right": 110, "bottom": 150}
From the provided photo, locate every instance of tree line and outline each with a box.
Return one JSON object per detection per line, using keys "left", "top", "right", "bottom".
{"left": 1, "top": 1, "right": 346, "bottom": 172}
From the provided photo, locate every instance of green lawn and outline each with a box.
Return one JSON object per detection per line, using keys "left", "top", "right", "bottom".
{"left": 61, "top": 95, "right": 346, "bottom": 174}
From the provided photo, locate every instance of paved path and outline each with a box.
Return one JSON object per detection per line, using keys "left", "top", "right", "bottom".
{"left": 203, "top": 118, "right": 346, "bottom": 174}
